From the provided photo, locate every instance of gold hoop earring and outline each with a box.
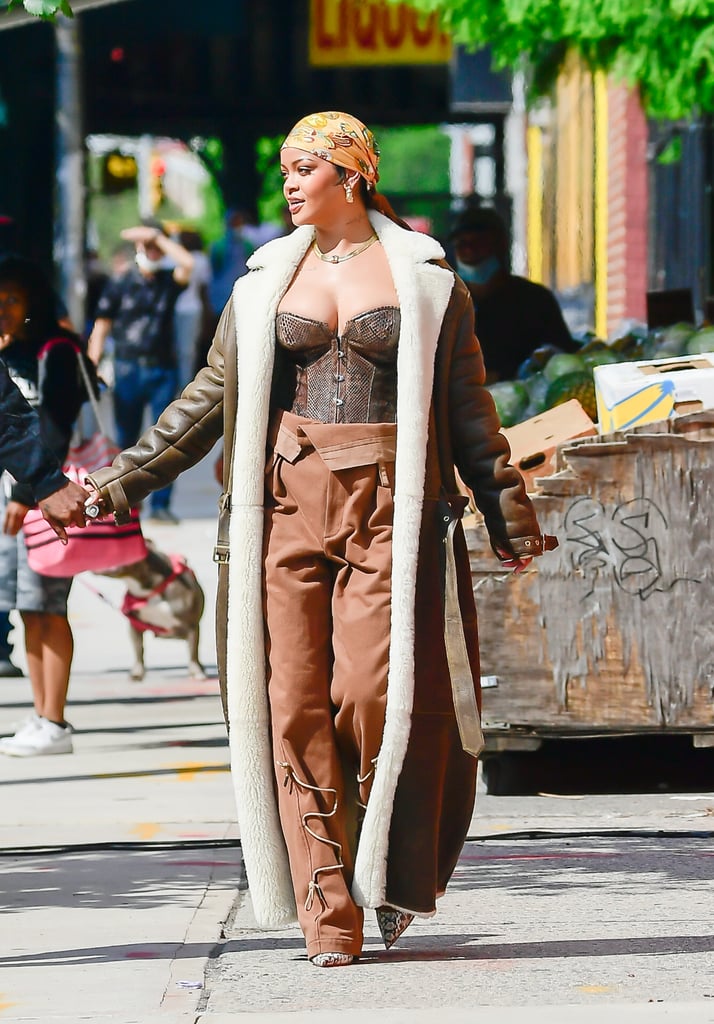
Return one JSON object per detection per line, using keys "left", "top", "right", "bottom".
{"left": 345, "top": 183, "right": 354, "bottom": 204}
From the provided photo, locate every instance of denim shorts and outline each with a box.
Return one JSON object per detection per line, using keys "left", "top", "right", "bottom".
{"left": 0, "top": 479, "right": 72, "bottom": 615}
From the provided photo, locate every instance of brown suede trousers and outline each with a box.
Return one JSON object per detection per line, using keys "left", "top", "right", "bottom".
{"left": 263, "top": 411, "right": 395, "bottom": 958}
{"left": 262, "top": 410, "right": 478, "bottom": 959}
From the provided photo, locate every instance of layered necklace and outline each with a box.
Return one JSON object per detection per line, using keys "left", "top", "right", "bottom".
{"left": 312, "top": 232, "right": 379, "bottom": 264}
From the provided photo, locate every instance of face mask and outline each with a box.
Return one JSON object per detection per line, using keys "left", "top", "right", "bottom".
{"left": 135, "top": 251, "right": 164, "bottom": 273}
{"left": 455, "top": 255, "right": 502, "bottom": 286}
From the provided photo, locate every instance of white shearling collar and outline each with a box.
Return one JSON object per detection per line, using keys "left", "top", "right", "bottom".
{"left": 246, "top": 210, "right": 445, "bottom": 271}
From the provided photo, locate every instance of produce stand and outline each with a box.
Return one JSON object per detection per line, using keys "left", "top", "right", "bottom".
{"left": 467, "top": 410, "right": 714, "bottom": 789}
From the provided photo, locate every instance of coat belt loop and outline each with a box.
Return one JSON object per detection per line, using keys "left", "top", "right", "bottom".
{"left": 213, "top": 491, "right": 231, "bottom": 563}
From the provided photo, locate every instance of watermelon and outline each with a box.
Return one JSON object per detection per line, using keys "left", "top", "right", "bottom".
{"left": 545, "top": 369, "right": 597, "bottom": 420}
{"left": 661, "top": 321, "right": 695, "bottom": 349}
{"left": 686, "top": 327, "right": 714, "bottom": 355}
{"left": 649, "top": 322, "right": 695, "bottom": 359}
{"left": 542, "top": 351, "right": 586, "bottom": 382}
{"left": 580, "top": 347, "right": 621, "bottom": 370}
{"left": 523, "top": 371, "right": 550, "bottom": 414}
{"left": 612, "top": 332, "right": 646, "bottom": 358}
{"left": 516, "top": 344, "right": 564, "bottom": 379}
{"left": 486, "top": 380, "right": 530, "bottom": 427}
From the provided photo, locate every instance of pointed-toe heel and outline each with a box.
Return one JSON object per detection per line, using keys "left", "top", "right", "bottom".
{"left": 376, "top": 906, "right": 414, "bottom": 950}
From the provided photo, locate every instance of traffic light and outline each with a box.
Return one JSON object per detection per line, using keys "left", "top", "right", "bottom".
{"left": 101, "top": 151, "right": 138, "bottom": 195}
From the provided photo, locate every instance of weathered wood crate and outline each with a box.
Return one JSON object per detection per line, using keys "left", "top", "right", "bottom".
{"left": 466, "top": 410, "right": 714, "bottom": 743}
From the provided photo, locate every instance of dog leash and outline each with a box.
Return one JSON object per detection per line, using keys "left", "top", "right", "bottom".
{"left": 76, "top": 576, "right": 125, "bottom": 614}
{"left": 77, "top": 573, "right": 173, "bottom": 634}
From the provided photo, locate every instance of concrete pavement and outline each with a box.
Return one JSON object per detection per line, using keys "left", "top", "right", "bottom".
{"left": 1, "top": 455, "right": 714, "bottom": 1022}
{"left": 1, "top": 454, "right": 238, "bottom": 1022}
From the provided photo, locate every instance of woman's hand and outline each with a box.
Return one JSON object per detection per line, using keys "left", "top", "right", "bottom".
{"left": 4, "top": 501, "right": 30, "bottom": 536}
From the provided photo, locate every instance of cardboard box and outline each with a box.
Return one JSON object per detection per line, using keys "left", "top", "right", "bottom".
{"left": 594, "top": 352, "right": 714, "bottom": 434}
{"left": 501, "top": 399, "right": 597, "bottom": 492}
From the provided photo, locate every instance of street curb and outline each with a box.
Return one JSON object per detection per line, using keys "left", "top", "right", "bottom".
{"left": 196, "top": 1005, "right": 714, "bottom": 1023}
{"left": 160, "top": 871, "right": 240, "bottom": 1020}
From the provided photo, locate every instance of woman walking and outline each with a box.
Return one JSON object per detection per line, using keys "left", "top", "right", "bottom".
{"left": 86, "top": 112, "right": 555, "bottom": 965}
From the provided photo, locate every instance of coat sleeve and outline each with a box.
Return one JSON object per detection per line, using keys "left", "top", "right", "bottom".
{"left": 446, "top": 284, "right": 545, "bottom": 559}
{"left": 0, "top": 357, "right": 68, "bottom": 501}
{"left": 87, "top": 301, "right": 231, "bottom": 521}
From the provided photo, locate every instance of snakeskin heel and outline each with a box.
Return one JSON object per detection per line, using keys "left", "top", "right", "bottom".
{"left": 376, "top": 906, "right": 415, "bottom": 949}
{"left": 310, "top": 952, "right": 355, "bottom": 968}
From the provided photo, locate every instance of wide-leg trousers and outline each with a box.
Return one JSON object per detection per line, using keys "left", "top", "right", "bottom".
{"left": 263, "top": 412, "right": 396, "bottom": 959}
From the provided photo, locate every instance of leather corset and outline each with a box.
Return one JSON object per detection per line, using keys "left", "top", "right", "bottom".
{"left": 275, "top": 305, "right": 400, "bottom": 424}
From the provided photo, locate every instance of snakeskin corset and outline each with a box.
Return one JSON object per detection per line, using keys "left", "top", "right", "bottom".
{"left": 275, "top": 305, "right": 400, "bottom": 423}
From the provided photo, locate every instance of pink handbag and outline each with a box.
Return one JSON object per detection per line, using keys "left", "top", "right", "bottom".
{"left": 22, "top": 466, "right": 148, "bottom": 578}
{"left": 21, "top": 347, "right": 148, "bottom": 578}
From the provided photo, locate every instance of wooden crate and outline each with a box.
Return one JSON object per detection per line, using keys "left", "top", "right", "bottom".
{"left": 467, "top": 410, "right": 714, "bottom": 737}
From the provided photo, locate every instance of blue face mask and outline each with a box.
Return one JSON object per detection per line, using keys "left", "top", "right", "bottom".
{"left": 456, "top": 255, "right": 502, "bottom": 286}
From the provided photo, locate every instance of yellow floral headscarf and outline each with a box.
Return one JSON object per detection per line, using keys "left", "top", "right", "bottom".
{"left": 281, "top": 111, "right": 380, "bottom": 187}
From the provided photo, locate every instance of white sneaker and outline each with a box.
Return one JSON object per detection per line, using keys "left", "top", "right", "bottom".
{"left": 0, "top": 713, "right": 42, "bottom": 752}
{"left": 0, "top": 716, "right": 73, "bottom": 756}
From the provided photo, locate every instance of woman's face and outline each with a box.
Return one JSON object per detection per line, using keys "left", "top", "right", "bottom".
{"left": 0, "top": 280, "right": 29, "bottom": 342}
{"left": 280, "top": 147, "right": 347, "bottom": 227}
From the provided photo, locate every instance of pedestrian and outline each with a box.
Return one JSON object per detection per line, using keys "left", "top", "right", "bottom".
{"left": 0, "top": 356, "right": 92, "bottom": 534}
{"left": 0, "top": 357, "right": 89, "bottom": 678}
{"left": 86, "top": 220, "right": 194, "bottom": 524}
{"left": 0, "top": 215, "right": 77, "bottom": 675}
{"left": 0, "top": 257, "right": 91, "bottom": 756}
{"left": 84, "top": 111, "right": 555, "bottom": 967}
{"left": 173, "top": 228, "right": 214, "bottom": 390}
{"left": 448, "top": 205, "right": 579, "bottom": 381}
{"left": 208, "top": 206, "right": 285, "bottom": 314}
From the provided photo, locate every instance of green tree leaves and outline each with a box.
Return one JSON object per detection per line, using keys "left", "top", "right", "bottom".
{"left": 3, "top": 0, "right": 73, "bottom": 18}
{"left": 399, "top": 0, "right": 714, "bottom": 119}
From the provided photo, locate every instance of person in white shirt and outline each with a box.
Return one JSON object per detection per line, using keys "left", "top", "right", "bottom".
{"left": 173, "top": 229, "right": 214, "bottom": 389}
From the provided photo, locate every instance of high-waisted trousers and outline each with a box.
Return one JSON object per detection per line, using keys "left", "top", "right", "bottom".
{"left": 263, "top": 410, "right": 396, "bottom": 959}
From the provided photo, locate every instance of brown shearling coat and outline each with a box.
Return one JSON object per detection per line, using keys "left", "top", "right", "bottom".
{"left": 89, "top": 212, "right": 542, "bottom": 927}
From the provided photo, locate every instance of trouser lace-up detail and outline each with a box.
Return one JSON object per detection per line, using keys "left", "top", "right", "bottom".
{"left": 277, "top": 761, "right": 345, "bottom": 912}
{"left": 356, "top": 755, "right": 378, "bottom": 815}
{"left": 356, "top": 755, "right": 378, "bottom": 789}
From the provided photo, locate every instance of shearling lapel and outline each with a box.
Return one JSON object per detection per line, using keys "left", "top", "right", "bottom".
{"left": 224, "top": 225, "right": 313, "bottom": 929}
{"left": 352, "top": 212, "right": 455, "bottom": 908}
{"left": 229, "top": 226, "right": 313, "bottom": 501}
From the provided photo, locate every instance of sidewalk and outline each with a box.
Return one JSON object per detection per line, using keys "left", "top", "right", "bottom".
{"left": 2, "top": 457, "right": 714, "bottom": 1022}
{"left": 1, "top": 458, "right": 239, "bottom": 1023}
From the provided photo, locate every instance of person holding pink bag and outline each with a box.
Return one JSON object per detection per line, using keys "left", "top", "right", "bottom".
{"left": 0, "top": 256, "right": 88, "bottom": 757}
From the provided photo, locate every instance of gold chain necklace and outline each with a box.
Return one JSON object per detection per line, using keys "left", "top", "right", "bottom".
{"left": 312, "top": 232, "right": 378, "bottom": 264}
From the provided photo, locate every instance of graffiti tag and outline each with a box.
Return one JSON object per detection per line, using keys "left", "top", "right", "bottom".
{"left": 564, "top": 496, "right": 699, "bottom": 600}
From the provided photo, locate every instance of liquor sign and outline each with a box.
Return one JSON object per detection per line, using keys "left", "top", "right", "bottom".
{"left": 310, "top": 0, "right": 452, "bottom": 67}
